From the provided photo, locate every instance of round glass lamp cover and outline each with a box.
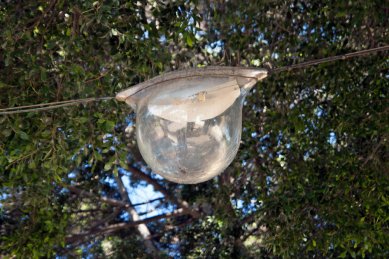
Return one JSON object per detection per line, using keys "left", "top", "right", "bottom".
{"left": 116, "top": 67, "right": 267, "bottom": 184}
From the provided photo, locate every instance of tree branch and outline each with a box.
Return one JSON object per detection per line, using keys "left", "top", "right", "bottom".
{"left": 115, "top": 173, "right": 159, "bottom": 255}
{"left": 66, "top": 209, "right": 186, "bottom": 245}
{"left": 132, "top": 197, "right": 165, "bottom": 207}
{"left": 87, "top": 207, "right": 122, "bottom": 232}
{"left": 145, "top": 218, "right": 194, "bottom": 240}
{"left": 362, "top": 138, "right": 385, "bottom": 167}
{"left": 67, "top": 185, "right": 129, "bottom": 208}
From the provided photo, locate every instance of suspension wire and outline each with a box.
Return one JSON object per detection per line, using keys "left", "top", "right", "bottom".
{"left": 0, "top": 45, "right": 387, "bottom": 115}
{"left": 271, "top": 45, "right": 389, "bottom": 74}
{"left": 0, "top": 97, "right": 115, "bottom": 115}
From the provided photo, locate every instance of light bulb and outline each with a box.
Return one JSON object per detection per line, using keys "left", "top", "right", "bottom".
{"left": 117, "top": 67, "right": 267, "bottom": 184}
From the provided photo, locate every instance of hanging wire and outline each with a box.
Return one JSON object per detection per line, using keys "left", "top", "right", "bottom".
{"left": 270, "top": 45, "right": 389, "bottom": 74}
{"left": 0, "top": 97, "right": 115, "bottom": 115}
{"left": 0, "top": 45, "right": 388, "bottom": 115}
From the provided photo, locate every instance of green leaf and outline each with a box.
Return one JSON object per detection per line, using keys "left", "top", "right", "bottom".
{"left": 185, "top": 33, "right": 194, "bottom": 47}
{"left": 40, "top": 68, "right": 47, "bottom": 81}
{"left": 2, "top": 129, "right": 12, "bottom": 137}
{"left": 104, "top": 162, "right": 112, "bottom": 171}
{"left": 18, "top": 131, "right": 29, "bottom": 140}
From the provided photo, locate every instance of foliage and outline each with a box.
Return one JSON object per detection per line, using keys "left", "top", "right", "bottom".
{"left": 0, "top": 0, "right": 388, "bottom": 258}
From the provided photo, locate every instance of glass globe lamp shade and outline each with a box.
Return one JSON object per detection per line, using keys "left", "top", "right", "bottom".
{"left": 116, "top": 67, "right": 267, "bottom": 184}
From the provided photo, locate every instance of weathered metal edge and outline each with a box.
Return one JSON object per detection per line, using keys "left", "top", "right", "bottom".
{"left": 116, "top": 66, "right": 268, "bottom": 102}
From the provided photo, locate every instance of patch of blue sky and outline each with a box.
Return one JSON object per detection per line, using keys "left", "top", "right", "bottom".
{"left": 121, "top": 174, "right": 165, "bottom": 220}
{"left": 125, "top": 113, "right": 136, "bottom": 125}
{"left": 260, "top": 134, "right": 270, "bottom": 142}
{"left": 135, "top": 164, "right": 164, "bottom": 181}
{"left": 315, "top": 106, "right": 325, "bottom": 117}
{"left": 303, "top": 147, "right": 318, "bottom": 160}
{"left": 102, "top": 133, "right": 113, "bottom": 143}
{"left": 0, "top": 192, "right": 9, "bottom": 201}
{"left": 167, "top": 244, "right": 181, "bottom": 258}
{"left": 102, "top": 176, "right": 117, "bottom": 188}
{"left": 81, "top": 244, "right": 95, "bottom": 259}
{"left": 328, "top": 132, "right": 337, "bottom": 146}
{"left": 300, "top": 23, "right": 309, "bottom": 36}
{"left": 205, "top": 39, "right": 224, "bottom": 55}
{"left": 266, "top": 176, "right": 274, "bottom": 188}
{"left": 100, "top": 187, "right": 120, "bottom": 201}
{"left": 320, "top": 27, "right": 326, "bottom": 37}
{"left": 120, "top": 211, "right": 130, "bottom": 221}
{"left": 260, "top": 38, "right": 268, "bottom": 45}
{"left": 68, "top": 171, "right": 77, "bottom": 179}
{"left": 271, "top": 52, "right": 279, "bottom": 59}
{"left": 59, "top": 187, "right": 69, "bottom": 195}
{"left": 210, "top": 39, "right": 224, "bottom": 48}
{"left": 230, "top": 25, "right": 238, "bottom": 33}
{"left": 195, "top": 30, "right": 206, "bottom": 40}
{"left": 236, "top": 199, "right": 244, "bottom": 209}
{"left": 83, "top": 163, "right": 91, "bottom": 169}
{"left": 242, "top": 160, "right": 247, "bottom": 167}
{"left": 299, "top": 88, "right": 312, "bottom": 100}
{"left": 277, "top": 131, "right": 284, "bottom": 143}
{"left": 188, "top": 16, "right": 195, "bottom": 26}
{"left": 276, "top": 150, "right": 283, "bottom": 157}
{"left": 259, "top": 144, "right": 268, "bottom": 153}
{"left": 159, "top": 34, "right": 167, "bottom": 43}
{"left": 141, "top": 30, "right": 149, "bottom": 40}
{"left": 233, "top": 198, "right": 260, "bottom": 214}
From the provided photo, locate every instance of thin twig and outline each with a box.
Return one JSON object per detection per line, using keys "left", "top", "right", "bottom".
{"left": 132, "top": 197, "right": 165, "bottom": 207}
{"left": 67, "top": 185, "right": 129, "bottom": 208}
{"left": 362, "top": 138, "right": 385, "bottom": 168}
{"left": 66, "top": 209, "right": 186, "bottom": 245}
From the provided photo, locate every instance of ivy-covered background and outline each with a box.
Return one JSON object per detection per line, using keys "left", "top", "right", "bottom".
{"left": 0, "top": 0, "right": 388, "bottom": 257}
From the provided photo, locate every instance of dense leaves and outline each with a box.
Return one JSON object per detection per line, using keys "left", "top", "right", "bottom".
{"left": 0, "top": 0, "right": 388, "bottom": 257}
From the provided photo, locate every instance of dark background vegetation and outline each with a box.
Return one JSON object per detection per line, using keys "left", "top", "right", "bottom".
{"left": 0, "top": 0, "right": 388, "bottom": 257}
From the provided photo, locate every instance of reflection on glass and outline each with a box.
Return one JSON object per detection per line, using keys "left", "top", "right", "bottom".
{"left": 135, "top": 77, "right": 246, "bottom": 184}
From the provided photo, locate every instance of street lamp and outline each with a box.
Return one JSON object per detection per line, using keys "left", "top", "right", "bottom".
{"left": 116, "top": 67, "right": 267, "bottom": 184}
